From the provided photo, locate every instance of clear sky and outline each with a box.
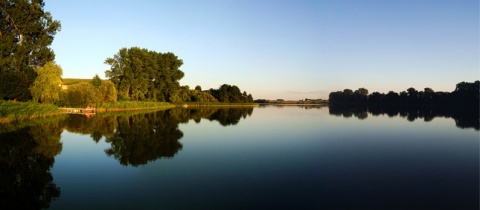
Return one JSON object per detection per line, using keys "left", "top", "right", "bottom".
{"left": 44, "top": 0, "right": 479, "bottom": 100}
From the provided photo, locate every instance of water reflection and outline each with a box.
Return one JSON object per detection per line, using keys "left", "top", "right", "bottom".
{"left": 105, "top": 111, "right": 184, "bottom": 167}
{"left": 0, "top": 107, "right": 254, "bottom": 208}
{"left": 0, "top": 117, "right": 63, "bottom": 209}
{"left": 258, "top": 104, "right": 327, "bottom": 110}
{"left": 64, "top": 107, "right": 254, "bottom": 166}
{"left": 329, "top": 105, "right": 479, "bottom": 130}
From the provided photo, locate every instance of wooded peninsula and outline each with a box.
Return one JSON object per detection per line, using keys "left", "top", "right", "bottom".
{"left": 0, "top": 1, "right": 255, "bottom": 123}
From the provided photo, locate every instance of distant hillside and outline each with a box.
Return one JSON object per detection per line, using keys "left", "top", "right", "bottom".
{"left": 62, "top": 78, "right": 93, "bottom": 85}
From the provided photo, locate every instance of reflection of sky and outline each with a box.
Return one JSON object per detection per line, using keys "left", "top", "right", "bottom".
{"left": 50, "top": 106, "right": 479, "bottom": 209}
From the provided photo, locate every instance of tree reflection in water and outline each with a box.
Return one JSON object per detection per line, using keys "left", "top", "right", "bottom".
{"left": 0, "top": 107, "right": 254, "bottom": 208}
{"left": 0, "top": 117, "right": 63, "bottom": 209}
{"left": 329, "top": 105, "right": 479, "bottom": 130}
{"left": 105, "top": 110, "right": 184, "bottom": 167}
{"left": 63, "top": 107, "right": 254, "bottom": 167}
{"left": 104, "top": 107, "right": 254, "bottom": 166}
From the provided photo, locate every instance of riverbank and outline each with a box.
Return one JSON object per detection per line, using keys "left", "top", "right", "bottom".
{"left": 0, "top": 101, "right": 259, "bottom": 124}
{"left": 0, "top": 101, "right": 63, "bottom": 123}
{"left": 0, "top": 101, "right": 176, "bottom": 123}
{"left": 93, "top": 101, "right": 175, "bottom": 112}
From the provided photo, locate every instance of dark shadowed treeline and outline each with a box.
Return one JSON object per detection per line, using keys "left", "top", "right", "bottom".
{"left": 329, "top": 81, "right": 479, "bottom": 106}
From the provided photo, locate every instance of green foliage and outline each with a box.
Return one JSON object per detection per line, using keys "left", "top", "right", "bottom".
{"left": 0, "top": 70, "right": 36, "bottom": 101}
{"left": 92, "top": 74, "right": 102, "bottom": 87}
{"left": 61, "top": 78, "right": 92, "bottom": 85}
{"left": 105, "top": 47, "right": 184, "bottom": 101}
{"left": 94, "top": 101, "right": 173, "bottom": 111}
{"left": 208, "top": 84, "right": 254, "bottom": 103}
{"left": 30, "top": 62, "right": 63, "bottom": 103}
{"left": 62, "top": 82, "right": 93, "bottom": 106}
{"left": 61, "top": 80, "right": 118, "bottom": 107}
{"left": 0, "top": 0, "right": 61, "bottom": 101}
{"left": 190, "top": 90, "right": 219, "bottom": 102}
{"left": 169, "top": 86, "right": 219, "bottom": 103}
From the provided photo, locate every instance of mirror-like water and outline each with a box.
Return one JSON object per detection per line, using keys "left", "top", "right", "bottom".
{"left": 0, "top": 106, "right": 478, "bottom": 209}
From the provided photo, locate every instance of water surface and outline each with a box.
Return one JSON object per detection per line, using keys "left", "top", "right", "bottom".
{"left": 0, "top": 105, "right": 478, "bottom": 209}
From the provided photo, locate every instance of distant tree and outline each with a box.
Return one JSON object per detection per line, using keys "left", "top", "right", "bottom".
{"left": 452, "top": 81, "right": 479, "bottom": 104}
{"left": 208, "top": 84, "right": 254, "bottom": 103}
{"left": 29, "top": 62, "right": 63, "bottom": 103}
{"left": 0, "top": 0, "right": 61, "bottom": 101}
{"left": 329, "top": 91, "right": 345, "bottom": 103}
{"left": 195, "top": 85, "right": 202, "bottom": 91}
{"left": 407, "top": 87, "right": 418, "bottom": 103}
{"left": 354, "top": 88, "right": 368, "bottom": 102}
{"left": 343, "top": 89, "right": 353, "bottom": 95}
{"left": 385, "top": 91, "right": 399, "bottom": 103}
{"left": 92, "top": 74, "right": 102, "bottom": 87}
{"left": 422, "top": 87, "right": 434, "bottom": 102}
{"left": 329, "top": 81, "right": 479, "bottom": 106}
{"left": 368, "top": 92, "right": 384, "bottom": 103}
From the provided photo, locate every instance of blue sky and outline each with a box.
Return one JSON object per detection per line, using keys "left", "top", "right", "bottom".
{"left": 45, "top": 0, "right": 479, "bottom": 100}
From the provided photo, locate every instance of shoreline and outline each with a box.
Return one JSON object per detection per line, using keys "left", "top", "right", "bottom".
{"left": 0, "top": 101, "right": 259, "bottom": 124}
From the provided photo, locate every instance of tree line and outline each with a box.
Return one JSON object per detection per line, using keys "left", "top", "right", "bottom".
{"left": 329, "top": 81, "right": 479, "bottom": 106}
{"left": 104, "top": 47, "right": 254, "bottom": 104}
{"left": 0, "top": 1, "right": 254, "bottom": 106}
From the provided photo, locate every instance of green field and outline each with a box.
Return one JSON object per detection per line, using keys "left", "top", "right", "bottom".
{"left": 62, "top": 78, "right": 94, "bottom": 85}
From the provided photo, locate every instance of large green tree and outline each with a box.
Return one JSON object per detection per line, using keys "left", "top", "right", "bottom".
{"left": 29, "top": 61, "right": 62, "bottom": 103}
{"left": 0, "top": 0, "right": 61, "bottom": 101}
{"left": 208, "top": 84, "right": 254, "bottom": 103}
{"left": 105, "top": 47, "right": 184, "bottom": 101}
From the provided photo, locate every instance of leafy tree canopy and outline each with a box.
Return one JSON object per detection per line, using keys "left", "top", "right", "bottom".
{"left": 208, "top": 84, "right": 254, "bottom": 103}
{"left": 0, "top": 0, "right": 61, "bottom": 101}
{"left": 105, "top": 47, "right": 184, "bottom": 102}
{"left": 29, "top": 61, "right": 62, "bottom": 103}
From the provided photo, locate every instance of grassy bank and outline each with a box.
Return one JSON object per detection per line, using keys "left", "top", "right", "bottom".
{"left": 1, "top": 101, "right": 258, "bottom": 124}
{"left": 0, "top": 101, "right": 62, "bottom": 123}
{"left": 93, "top": 101, "right": 175, "bottom": 112}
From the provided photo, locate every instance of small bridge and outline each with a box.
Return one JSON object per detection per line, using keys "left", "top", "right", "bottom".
{"left": 59, "top": 107, "right": 96, "bottom": 114}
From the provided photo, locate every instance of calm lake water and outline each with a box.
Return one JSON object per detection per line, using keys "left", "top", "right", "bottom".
{"left": 1, "top": 105, "right": 478, "bottom": 209}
